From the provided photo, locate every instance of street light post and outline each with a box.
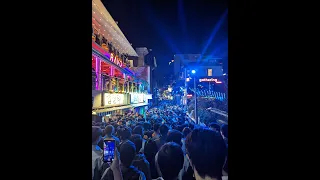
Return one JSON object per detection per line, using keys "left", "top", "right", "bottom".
{"left": 194, "top": 76, "right": 198, "bottom": 124}
{"left": 191, "top": 70, "right": 198, "bottom": 124}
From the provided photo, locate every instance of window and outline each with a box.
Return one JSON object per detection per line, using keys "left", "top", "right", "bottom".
{"left": 208, "top": 69, "right": 212, "bottom": 76}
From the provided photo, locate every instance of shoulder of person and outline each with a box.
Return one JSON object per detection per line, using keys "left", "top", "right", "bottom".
{"left": 139, "top": 171, "right": 146, "bottom": 180}
{"left": 100, "top": 167, "right": 111, "bottom": 180}
{"left": 152, "top": 177, "right": 164, "bottom": 180}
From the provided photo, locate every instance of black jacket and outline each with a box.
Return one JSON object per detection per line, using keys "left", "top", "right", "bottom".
{"left": 132, "top": 153, "right": 152, "bottom": 180}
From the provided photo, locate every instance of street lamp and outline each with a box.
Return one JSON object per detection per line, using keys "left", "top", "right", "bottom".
{"left": 191, "top": 69, "right": 198, "bottom": 124}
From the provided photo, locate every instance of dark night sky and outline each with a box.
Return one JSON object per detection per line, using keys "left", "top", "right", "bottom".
{"left": 102, "top": 0, "right": 228, "bottom": 85}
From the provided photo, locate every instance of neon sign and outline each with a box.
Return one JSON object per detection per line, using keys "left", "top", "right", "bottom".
{"left": 110, "top": 53, "right": 123, "bottom": 67}
{"left": 199, "top": 78, "right": 222, "bottom": 83}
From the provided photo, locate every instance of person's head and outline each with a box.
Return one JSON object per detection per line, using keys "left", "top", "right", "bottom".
{"left": 159, "top": 124, "right": 169, "bottom": 137}
{"left": 119, "top": 140, "right": 136, "bottom": 167}
{"left": 117, "top": 120, "right": 124, "bottom": 126}
{"left": 182, "top": 127, "right": 192, "bottom": 138}
{"left": 156, "top": 142, "right": 184, "bottom": 180}
{"left": 133, "top": 125, "right": 144, "bottom": 136}
{"left": 220, "top": 124, "right": 228, "bottom": 139}
{"left": 185, "top": 128, "right": 227, "bottom": 179}
{"left": 153, "top": 123, "right": 161, "bottom": 133}
{"left": 118, "top": 126, "right": 132, "bottom": 141}
{"left": 129, "top": 134, "right": 143, "bottom": 153}
{"left": 166, "top": 130, "right": 183, "bottom": 146}
{"left": 92, "top": 126, "right": 102, "bottom": 145}
{"left": 209, "top": 123, "right": 221, "bottom": 132}
{"left": 138, "top": 118, "right": 145, "bottom": 122}
{"left": 105, "top": 125, "right": 115, "bottom": 136}
{"left": 143, "top": 122, "right": 152, "bottom": 131}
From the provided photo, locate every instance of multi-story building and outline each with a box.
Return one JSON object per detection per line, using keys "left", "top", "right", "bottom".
{"left": 92, "top": 0, "right": 151, "bottom": 117}
{"left": 174, "top": 54, "right": 224, "bottom": 78}
{"left": 173, "top": 54, "right": 226, "bottom": 104}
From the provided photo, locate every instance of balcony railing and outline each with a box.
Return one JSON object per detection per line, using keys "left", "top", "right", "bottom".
{"left": 92, "top": 73, "right": 147, "bottom": 94}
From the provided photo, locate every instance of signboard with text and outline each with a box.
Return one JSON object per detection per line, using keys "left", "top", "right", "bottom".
{"left": 104, "top": 93, "right": 125, "bottom": 106}
{"left": 199, "top": 78, "right": 222, "bottom": 83}
{"left": 130, "top": 93, "right": 145, "bottom": 104}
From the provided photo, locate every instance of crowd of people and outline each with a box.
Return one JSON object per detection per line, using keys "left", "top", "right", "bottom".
{"left": 92, "top": 102, "right": 228, "bottom": 180}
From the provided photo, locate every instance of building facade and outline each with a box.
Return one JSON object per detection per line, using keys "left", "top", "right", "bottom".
{"left": 173, "top": 54, "right": 226, "bottom": 105}
{"left": 92, "top": 0, "right": 151, "bottom": 117}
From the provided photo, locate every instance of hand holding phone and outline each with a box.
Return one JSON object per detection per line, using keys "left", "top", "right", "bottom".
{"left": 110, "top": 148, "right": 120, "bottom": 171}
{"left": 103, "top": 139, "right": 116, "bottom": 163}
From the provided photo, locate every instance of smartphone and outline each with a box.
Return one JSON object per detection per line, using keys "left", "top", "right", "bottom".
{"left": 103, "top": 139, "right": 116, "bottom": 163}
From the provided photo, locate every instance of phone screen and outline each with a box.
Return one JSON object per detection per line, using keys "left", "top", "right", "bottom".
{"left": 103, "top": 140, "right": 115, "bottom": 163}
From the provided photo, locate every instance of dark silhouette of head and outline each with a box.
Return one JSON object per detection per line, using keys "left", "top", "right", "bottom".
{"left": 186, "top": 128, "right": 227, "bottom": 179}
{"left": 118, "top": 140, "right": 136, "bottom": 167}
{"left": 92, "top": 126, "right": 102, "bottom": 145}
{"left": 133, "top": 125, "right": 144, "bottom": 136}
{"left": 182, "top": 127, "right": 191, "bottom": 138}
{"left": 105, "top": 125, "right": 115, "bottom": 136}
{"left": 130, "top": 134, "right": 143, "bottom": 153}
{"left": 156, "top": 142, "right": 184, "bottom": 180}
{"left": 118, "top": 126, "right": 132, "bottom": 141}
{"left": 209, "top": 123, "right": 221, "bottom": 132}
{"left": 166, "top": 130, "right": 183, "bottom": 146}
{"left": 159, "top": 124, "right": 169, "bottom": 137}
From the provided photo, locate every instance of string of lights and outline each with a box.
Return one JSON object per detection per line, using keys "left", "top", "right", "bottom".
{"left": 92, "top": 0, "right": 137, "bottom": 56}
{"left": 189, "top": 88, "right": 226, "bottom": 101}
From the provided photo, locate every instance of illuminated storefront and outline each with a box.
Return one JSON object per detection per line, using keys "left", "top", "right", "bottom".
{"left": 92, "top": 0, "right": 151, "bottom": 117}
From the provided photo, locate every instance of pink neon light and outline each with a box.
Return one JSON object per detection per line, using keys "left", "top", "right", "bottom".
{"left": 93, "top": 42, "right": 123, "bottom": 68}
{"left": 95, "top": 56, "right": 99, "bottom": 90}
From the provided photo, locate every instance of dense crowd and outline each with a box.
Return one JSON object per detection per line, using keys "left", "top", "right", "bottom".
{"left": 92, "top": 102, "right": 228, "bottom": 180}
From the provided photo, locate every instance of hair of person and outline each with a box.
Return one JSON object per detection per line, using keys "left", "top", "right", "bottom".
{"left": 166, "top": 129, "right": 183, "bottom": 146}
{"left": 157, "top": 142, "right": 184, "bottom": 180}
{"left": 92, "top": 126, "right": 102, "bottom": 144}
{"left": 209, "top": 123, "right": 221, "bottom": 132}
{"left": 182, "top": 127, "right": 192, "bottom": 138}
{"left": 144, "top": 138, "right": 158, "bottom": 163}
{"left": 137, "top": 122, "right": 144, "bottom": 127}
{"left": 159, "top": 124, "right": 169, "bottom": 136}
{"left": 153, "top": 123, "right": 161, "bottom": 132}
{"left": 133, "top": 125, "right": 144, "bottom": 136}
{"left": 143, "top": 122, "right": 152, "bottom": 131}
{"left": 104, "top": 125, "right": 114, "bottom": 136}
{"left": 119, "top": 140, "right": 136, "bottom": 167}
{"left": 221, "top": 124, "right": 228, "bottom": 138}
{"left": 185, "top": 127, "right": 227, "bottom": 179}
{"left": 129, "top": 134, "right": 143, "bottom": 153}
{"left": 118, "top": 126, "right": 132, "bottom": 141}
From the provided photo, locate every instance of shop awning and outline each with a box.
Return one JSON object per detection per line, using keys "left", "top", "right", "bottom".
{"left": 131, "top": 103, "right": 149, "bottom": 107}
{"left": 93, "top": 103, "right": 148, "bottom": 115}
{"left": 94, "top": 105, "right": 133, "bottom": 113}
